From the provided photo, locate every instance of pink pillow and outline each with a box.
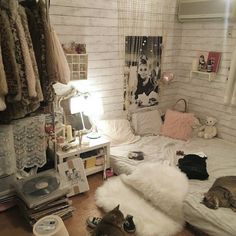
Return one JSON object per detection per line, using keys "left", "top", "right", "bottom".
{"left": 161, "top": 109, "right": 194, "bottom": 141}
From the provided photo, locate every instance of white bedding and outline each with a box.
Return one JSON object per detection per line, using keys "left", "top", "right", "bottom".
{"left": 110, "top": 135, "right": 185, "bottom": 174}
{"left": 110, "top": 136, "right": 236, "bottom": 236}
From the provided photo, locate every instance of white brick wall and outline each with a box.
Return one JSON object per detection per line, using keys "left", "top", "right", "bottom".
{"left": 50, "top": 0, "right": 179, "bottom": 119}
{"left": 177, "top": 20, "right": 236, "bottom": 142}
{"left": 50, "top": 0, "right": 236, "bottom": 142}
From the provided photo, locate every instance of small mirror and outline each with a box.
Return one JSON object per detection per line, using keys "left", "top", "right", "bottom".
{"left": 60, "top": 98, "right": 92, "bottom": 131}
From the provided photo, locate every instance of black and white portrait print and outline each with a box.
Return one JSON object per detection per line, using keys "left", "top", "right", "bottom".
{"left": 123, "top": 36, "right": 162, "bottom": 110}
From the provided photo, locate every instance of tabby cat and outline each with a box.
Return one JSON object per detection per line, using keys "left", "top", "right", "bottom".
{"left": 202, "top": 176, "right": 236, "bottom": 211}
{"left": 92, "top": 205, "right": 125, "bottom": 236}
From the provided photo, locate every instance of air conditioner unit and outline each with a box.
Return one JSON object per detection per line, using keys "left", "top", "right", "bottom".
{"left": 178, "top": 0, "right": 236, "bottom": 22}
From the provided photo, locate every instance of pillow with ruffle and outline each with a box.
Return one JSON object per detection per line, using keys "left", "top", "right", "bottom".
{"left": 131, "top": 109, "right": 163, "bottom": 136}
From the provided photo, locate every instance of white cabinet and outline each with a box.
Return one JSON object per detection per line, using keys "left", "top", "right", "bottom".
{"left": 56, "top": 137, "right": 110, "bottom": 179}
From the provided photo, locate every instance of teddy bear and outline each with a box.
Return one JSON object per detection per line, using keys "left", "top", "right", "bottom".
{"left": 198, "top": 116, "right": 217, "bottom": 139}
{"left": 192, "top": 117, "right": 202, "bottom": 137}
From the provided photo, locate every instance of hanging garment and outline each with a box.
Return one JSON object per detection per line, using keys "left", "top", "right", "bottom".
{"left": 52, "top": 29, "right": 70, "bottom": 84}
{"left": 14, "top": 6, "right": 37, "bottom": 98}
{"left": 13, "top": 115, "right": 46, "bottom": 170}
{"left": 0, "top": 0, "right": 41, "bottom": 122}
{"left": 25, "top": 2, "right": 54, "bottom": 103}
{"left": 0, "top": 33, "right": 8, "bottom": 111}
{"left": 19, "top": 5, "right": 44, "bottom": 102}
{"left": 38, "top": 0, "right": 58, "bottom": 84}
{"left": 0, "top": 125, "right": 16, "bottom": 177}
{"left": 4, "top": 0, "right": 39, "bottom": 99}
{"left": 0, "top": 9, "right": 22, "bottom": 102}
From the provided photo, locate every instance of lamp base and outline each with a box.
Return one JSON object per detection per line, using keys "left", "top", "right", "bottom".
{"left": 87, "top": 131, "right": 100, "bottom": 139}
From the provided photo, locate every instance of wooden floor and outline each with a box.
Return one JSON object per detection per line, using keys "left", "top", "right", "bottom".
{"left": 0, "top": 173, "right": 207, "bottom": 236}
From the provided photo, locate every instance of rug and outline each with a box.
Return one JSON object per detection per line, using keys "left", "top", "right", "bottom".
{"left": 95, "top": 162, "right": 188, "bottom": 236}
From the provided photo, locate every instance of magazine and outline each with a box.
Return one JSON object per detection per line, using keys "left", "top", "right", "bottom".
{"left": 207, "top": 51, "right": 221, "bottom": 73}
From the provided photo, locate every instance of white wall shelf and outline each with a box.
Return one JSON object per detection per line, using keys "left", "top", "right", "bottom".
{"left": 66, "top": 54, "right": 88, "bottom": 80}
{"left": 190, "top": 70, "right": 216, "bottom": 81}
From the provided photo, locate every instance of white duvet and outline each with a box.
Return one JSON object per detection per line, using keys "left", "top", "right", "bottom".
{"left": 110, "top": 136, "right": 236, "bottom": 236}
{"left": 110, "top": 135, "right": 185, "bottom": 174}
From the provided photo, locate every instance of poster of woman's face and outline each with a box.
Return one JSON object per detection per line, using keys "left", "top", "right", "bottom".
{"left": 123, "top": 36, "right": 162, "bottom": 110}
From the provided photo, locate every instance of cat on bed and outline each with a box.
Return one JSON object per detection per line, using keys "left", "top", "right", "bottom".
{"left": 92, "top": 205, "right": 125, "bottom": 236}
{"left": 202, "top": 176, "right": 236, "bottom": 212}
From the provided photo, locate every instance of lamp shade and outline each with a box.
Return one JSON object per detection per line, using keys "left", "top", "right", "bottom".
{"left": 84, "top": 95, "right": 104, "bottom": 119}
{"left": 70, "top": 96, "right": 87, "bottom": 114}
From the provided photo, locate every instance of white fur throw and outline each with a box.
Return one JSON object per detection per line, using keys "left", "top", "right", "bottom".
{"left": 95, "top": 163, "right": 188, "bottom": 236}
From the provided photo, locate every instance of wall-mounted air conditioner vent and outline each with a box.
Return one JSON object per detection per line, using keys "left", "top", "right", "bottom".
{"left": 178, "top": 0, "right": 236, "bottom": 22}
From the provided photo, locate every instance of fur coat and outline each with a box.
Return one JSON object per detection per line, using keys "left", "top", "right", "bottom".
{"left": 0, "top": 35, "right": 8, "bottom": 111}
{"left": 15, "top": 3, "right": 37, "bottom": 98}
{"left": 19, "top": 5, "right": 44, "bottom": 102}
{"left": 25, "top": 0, "right": 55, "bottom": 103}
{"left": 0, "top": 0, "right": 40, "bottom": 122}
{"left": 0, "top": 8, "right": 22, "bottom": 102}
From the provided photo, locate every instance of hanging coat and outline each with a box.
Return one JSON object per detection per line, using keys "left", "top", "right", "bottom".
{"left": 0, "top": 33, "right": 8, "bottom": 111}
{"left": 0, "top": 8, "right": 22, "bottom": 102}
{"left": 19, "top": 5, "right": 44, "bottom": 102}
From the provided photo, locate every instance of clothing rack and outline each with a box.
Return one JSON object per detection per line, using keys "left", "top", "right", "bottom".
{"left": 0, "top": 0, "right": 57, "bottom": 179}
{"left": 18, "top": 0, "right": 50, "bottom": 6}
{"left": 18, "top": 0, "right": 50, "bottom": 17}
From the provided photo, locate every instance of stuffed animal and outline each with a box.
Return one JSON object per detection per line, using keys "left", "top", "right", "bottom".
{"left": 198, "top": 116, "right": 217, "bottom": 139}
{"left": 192, "top": 117, "right": 202, "bottom": 136}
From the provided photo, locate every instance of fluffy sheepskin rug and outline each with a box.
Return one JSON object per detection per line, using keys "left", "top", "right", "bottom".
{"left": 95, "top": 163, "right": 188, "bottom": 236}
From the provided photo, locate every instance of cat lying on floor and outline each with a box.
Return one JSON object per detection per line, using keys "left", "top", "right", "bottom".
{"left": 202, "top": 176, "right": 236, "bottom": 211}
{"left": 92, "top": 205, "right": 125, "bottom": 236}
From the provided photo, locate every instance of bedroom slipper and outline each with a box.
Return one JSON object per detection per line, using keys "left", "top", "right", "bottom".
{"left": 123, "top": 214, "right": 136, "bottom": 233}
{"left": 86, "top": 215, "right": 136, "bottom": 233}
{"left": 86, "top": 216, "right": 101, "bottom": 229}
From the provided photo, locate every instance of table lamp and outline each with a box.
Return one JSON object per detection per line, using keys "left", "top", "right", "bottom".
{"left": 84, "top": 95, "right": 104, "bottom": 139}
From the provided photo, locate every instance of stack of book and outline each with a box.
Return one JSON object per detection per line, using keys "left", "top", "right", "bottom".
{"left": 14, "top": 170, "right": 74, "bottom": 226}
{"left": 17, "top": 196, "right": 74, "bottom": 226}
{"left": 0, "top": 175, "right": 16, "bottom": 212}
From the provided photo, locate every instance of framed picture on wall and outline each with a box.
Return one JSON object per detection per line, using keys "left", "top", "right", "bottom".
{"left": 58, "top": 158, "right": 89, "bottom": 197}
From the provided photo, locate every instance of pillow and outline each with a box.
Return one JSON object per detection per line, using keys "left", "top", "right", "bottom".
{"left": 131, "top": 109, "right": 163, "bottom": 135}
{"left": 160, "top": 109, "right": 195, "bottom": 141}
{"left": 96, "top": 119, "right": 140, "bottom": 146}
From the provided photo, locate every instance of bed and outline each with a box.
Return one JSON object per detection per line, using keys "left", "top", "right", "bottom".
{"left": 110, "top": 136, "right": 236, "bottom": 236}
{"left": 98, "top": 110, "right": 236, "bottom": 236}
